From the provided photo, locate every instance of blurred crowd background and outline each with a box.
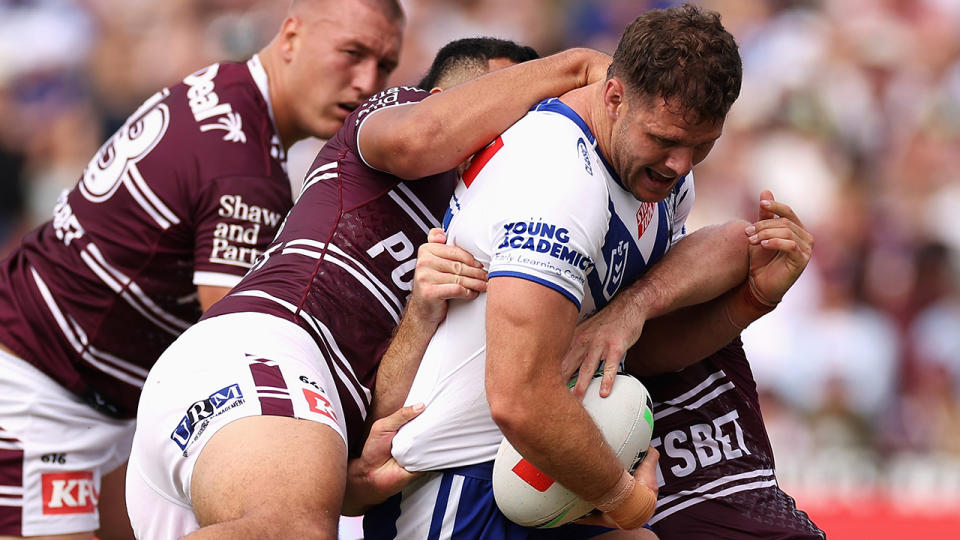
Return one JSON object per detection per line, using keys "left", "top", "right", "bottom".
{"left": 3, "top": 0, "right": 960, "bottom": 535}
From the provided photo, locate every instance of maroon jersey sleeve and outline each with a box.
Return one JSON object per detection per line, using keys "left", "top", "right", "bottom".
{"left": 192, "top": 174, "right": 291, "bottom": 287}
{"left": 348, "top": 86, "right": 430, "bottom": 170}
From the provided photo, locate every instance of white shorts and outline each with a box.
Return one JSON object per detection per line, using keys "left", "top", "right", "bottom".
{"left": 0, "top": 347, "right": 135, "bottom": 537}
{"left": 126, "top": 312, "right": 346, "bottom": 539}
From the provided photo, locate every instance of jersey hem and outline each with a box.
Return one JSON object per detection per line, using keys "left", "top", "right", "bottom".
{"left": 488, "top": 271, "right": 581, "bottom": 309}
{"left": 193, "top": 271, "right": 244, "bottom": 288}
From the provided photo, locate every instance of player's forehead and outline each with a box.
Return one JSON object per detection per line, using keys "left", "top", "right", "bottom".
{"left": 313, "top": 1, "right": 403, "bottom": 57}
{"left": 636, "top": 95, "right": 723, "bottom": 146}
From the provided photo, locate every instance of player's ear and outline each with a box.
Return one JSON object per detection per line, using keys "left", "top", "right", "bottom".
{"left": 603, "top": 78, "right": 624, "bottom": 121}
{"left": 279, "top": 17, "right": 301, "bottom": 62}
{"left": 429, "top": 87, "right": 443, "bottom": 95}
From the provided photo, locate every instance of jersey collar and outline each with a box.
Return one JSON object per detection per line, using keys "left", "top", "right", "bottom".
{"left": 246, "top": 54, "right": 281, "bottom": 140}
{"left": 530, "top": 98, "right": 624, "bottom": 189}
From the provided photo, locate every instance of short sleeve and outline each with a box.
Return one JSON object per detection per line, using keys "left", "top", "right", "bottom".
{"left": 192, "top": 174, "right": 292, "bottom": 287}
{"left": 351, "top": 86, "right": 430, "bottom": 170}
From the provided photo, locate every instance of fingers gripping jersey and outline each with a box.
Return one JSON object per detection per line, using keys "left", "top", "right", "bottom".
{"left": 392, "top": 98, "right": 694, "bottom": 471}
{"left": 0, "top": 57, "right": 291, "bottom": 417}
{"left": 204, "top": 86, "right": 459, "bottom": 453}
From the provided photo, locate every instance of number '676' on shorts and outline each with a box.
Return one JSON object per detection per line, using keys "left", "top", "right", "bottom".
{"left": 0, "top": 347, "right": 134, "bottom": 537}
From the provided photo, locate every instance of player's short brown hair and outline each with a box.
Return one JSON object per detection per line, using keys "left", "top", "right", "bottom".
{"left": 609, "top": 3, "right": 742, "bottom": 125}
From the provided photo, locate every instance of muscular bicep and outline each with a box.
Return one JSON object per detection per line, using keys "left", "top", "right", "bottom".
{"left": 485, "top": 276, "right": 579, "bottom": 393}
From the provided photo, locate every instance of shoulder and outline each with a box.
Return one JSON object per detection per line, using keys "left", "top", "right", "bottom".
{"left": 169, "top": 61, "right": 271, "bottom": 146}
{"left": 480, "top": 111, "right": 605, "bottom": 199}
{"left": 163, "top": 61, "right": 279, "bottom": 175}
{"left": 508, "top": 106, "right": 588, "bottom": 145}
{"left": 353, "top": 86, "right": 429, "bottom": 129}
{"left": 503, "top": 108, "right": 597, "bottom": 172}
{"left": 176, "top": 61, "right": 265, "bottom": 119}
{"left": 329, "top": 86, "right": 430, "bottom": 164}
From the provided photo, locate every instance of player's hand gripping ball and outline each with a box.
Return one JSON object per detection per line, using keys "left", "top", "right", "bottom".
{"left": 492, "top": 373, "right": 655, "bottom": 528}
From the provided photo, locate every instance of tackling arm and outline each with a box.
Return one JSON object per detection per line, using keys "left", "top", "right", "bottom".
{"left": 566, "top": 220, "right": 749, "bottom": 395}
{"left": 626, "top": 282, "right": 774, "bottom": 376}
{"left": 342, "top": 230, "right": 487, "bottom": 514}
{"left": 358, "top": 48, "right": 610, "bottom": 179}
{"left": 629, "top": 191, "right": 813, "bottom": 376}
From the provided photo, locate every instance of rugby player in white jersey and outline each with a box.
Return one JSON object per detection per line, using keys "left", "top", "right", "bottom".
{"left": 367, "top": 4, "right": 812, "bottom": 539}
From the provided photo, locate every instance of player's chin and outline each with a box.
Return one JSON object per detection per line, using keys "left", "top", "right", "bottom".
{"left": 630, "top": 180, "right": 673, "bottom": 203}
{"left": 312, "top": 116, "right": 345, "bottom": 140}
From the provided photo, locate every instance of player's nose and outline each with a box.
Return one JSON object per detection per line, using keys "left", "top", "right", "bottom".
{"left": 664, "top": 146, "right": 694, "bottom": 178}
{"left": 351, "top": 60, "right": 381, "bottom": 99}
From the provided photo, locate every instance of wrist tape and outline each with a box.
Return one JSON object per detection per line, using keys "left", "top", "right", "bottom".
{"left": 594, "top": 470, "right": 657, "bottom": 530}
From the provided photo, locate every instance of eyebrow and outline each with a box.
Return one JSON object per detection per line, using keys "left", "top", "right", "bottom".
{"left": 343, "top": 39, "right": 398, "bottom": 67}
{"left": 650, "top": 129, "right": 720, "bottom": 147}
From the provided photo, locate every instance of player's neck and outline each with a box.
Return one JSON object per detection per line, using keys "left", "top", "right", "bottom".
{"left": 257, "top": 45, "right": 298, "bottom": 150}
{"left": 560, "top": 83, "right": 613, "bottom": 162}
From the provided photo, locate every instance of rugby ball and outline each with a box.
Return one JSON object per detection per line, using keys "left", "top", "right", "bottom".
{"left": 492, "top": 373, "right": 654, "bottom": 528}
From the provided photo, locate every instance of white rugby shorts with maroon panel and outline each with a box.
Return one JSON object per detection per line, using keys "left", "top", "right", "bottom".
{"left": 126, "top": 312, "right": 347, "bottom": 539}
{"left": 0, "top": 347, "right": 134, "bottom": 536}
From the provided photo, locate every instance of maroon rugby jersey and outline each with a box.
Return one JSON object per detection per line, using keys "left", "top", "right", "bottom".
{"left": 642, "top": 339, "right": 824, "bottom": 539}
{"left": 0, "top": 57, "right": 291, "bottom": 418}
{"left": 204, "top": 86, "right": 457, "bottom": 453}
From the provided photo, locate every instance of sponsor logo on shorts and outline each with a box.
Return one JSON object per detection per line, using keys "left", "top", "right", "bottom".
{"left": 40, "top": 453, "right": 67, "bottom": 465}
{"left": 41, "top": 471, "right": 98, "bottom": 515}
{"left": 299, "top": 375, "right": 321, "bottom": 391}
{"left": 170, "top": 384, "right": 245, "bottom": 451}
{"left": 302, "top": 388, "right": 338, "bottom": 422}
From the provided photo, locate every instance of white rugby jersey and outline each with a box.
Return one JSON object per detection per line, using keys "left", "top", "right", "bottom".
{"left": 392, "top": 99, "right": 694, "bottom": 471}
